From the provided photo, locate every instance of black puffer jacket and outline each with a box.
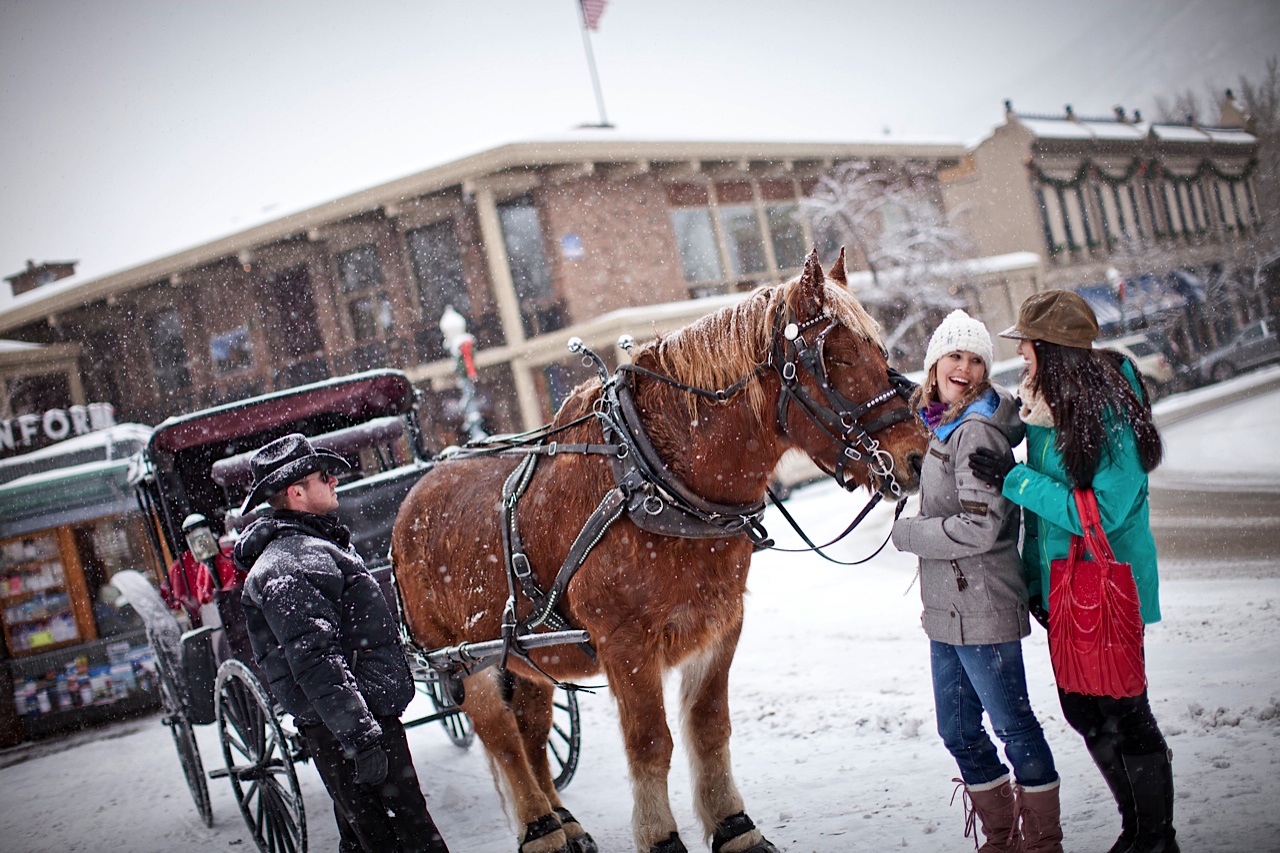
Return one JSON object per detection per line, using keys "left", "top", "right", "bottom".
{"left": 237, "top": 510, "right": 413, "bottom": 754}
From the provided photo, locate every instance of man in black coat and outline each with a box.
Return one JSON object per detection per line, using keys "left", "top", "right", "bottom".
{"left": 235, "top": 433, "right": 449, "bottom": 853}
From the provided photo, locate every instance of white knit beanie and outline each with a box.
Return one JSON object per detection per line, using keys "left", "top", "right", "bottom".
{"left": 923, "top": 310, "right": 994, "bottom": 375}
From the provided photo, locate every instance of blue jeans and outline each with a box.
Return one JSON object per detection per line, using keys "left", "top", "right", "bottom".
{"left": 931, "top": 639, "right": 1058, "bottom": 787}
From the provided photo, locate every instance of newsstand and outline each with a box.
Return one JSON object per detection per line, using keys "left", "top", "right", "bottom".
{"left": 0, "top": 423, "right": 164, "bottom": 743}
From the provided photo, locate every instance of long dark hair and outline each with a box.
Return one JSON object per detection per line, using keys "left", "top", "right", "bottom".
{"left": 1029, "top": 341, "right": 1163, "bottom": 487}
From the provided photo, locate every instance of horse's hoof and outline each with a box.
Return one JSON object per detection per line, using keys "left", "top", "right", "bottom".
{"left": 649, "top": 831, "right": 688, "bottom": 853}
{"left": 567, "top": 835, "right": 598, "bottom": 853}
{"left": 553, "top": 808, "right": 597, "bottom": 853}
{"left": 739, "top": 843, "right": 781, "bottom": 853}
{"left": 519, "top": 812, "right": 569, "bottom": 853}
{"left": 712, "top": 812, "right": 781, "bottom": 853}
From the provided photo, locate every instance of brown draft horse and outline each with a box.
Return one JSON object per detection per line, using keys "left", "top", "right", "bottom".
{"left": 392, "top": 251, "right": 928, "bottom": 853}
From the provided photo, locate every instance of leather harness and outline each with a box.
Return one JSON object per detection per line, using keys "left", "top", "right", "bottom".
{"left": 445, "top": 302, "right": 916, "bottom": 678}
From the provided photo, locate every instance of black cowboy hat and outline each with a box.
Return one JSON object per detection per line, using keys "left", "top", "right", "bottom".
{"left": 240, "top": 433, "right": 350, "bottom": 514}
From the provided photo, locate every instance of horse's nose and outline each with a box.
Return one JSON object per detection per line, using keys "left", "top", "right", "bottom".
{"left": 905, "top": 450, "right": 924, "bottom": 484}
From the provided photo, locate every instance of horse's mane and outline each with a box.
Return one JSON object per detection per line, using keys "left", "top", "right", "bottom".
{"left": 641, "top": 276, "right": 883, "bottom": 422}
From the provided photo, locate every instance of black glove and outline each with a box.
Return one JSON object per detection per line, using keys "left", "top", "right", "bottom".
{"left": 1028, "top": 595, "right": 1050, "bottom": 630}
{"left": 969, "top": 446, "right": 1015, "bottom": 488}
{"left": 353, "top": 742, "right": 389, "bottom": 787}
{"left": 886, "top": 367, "right": 919, "bottom": 400}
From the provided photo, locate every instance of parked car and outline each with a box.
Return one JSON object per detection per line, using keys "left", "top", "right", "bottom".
{"left": 988, "top": 355, "right": 1027, "bottom": 391}
{"left": 1192, "top": 318, "right": 1280, "bottom": 384}
{"left": 1098, "top": 333, "right": 1176, "bottom": 399}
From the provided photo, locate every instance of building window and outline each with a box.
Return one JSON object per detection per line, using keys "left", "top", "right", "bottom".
{"left": 406, "top": 219, "right": 469, "bottom": 361}
{"left": 498, "top": 196, "right": 560, "bottom": 337}
{"left": 498, "top": 196, "right": 553, "bottom": 302}
{"left": 766, "top": 203, "right": 807, "bottom": 271}
{"left": 210, "top": 327, "right": 254, "bottom": 375}
{"left": 718, "top": 205, "right": 768, "bottom": 277}
{"left": 1142, "top": 182, "right": 1163, "bottom": 237}
{"left": 265, "top": 266, "right": 325, "bottom": 362}
{"left": 407, "top": 219, "right": 469, "bottom": 319}
{"left": 1161, "top": 181, "right": 1182, "bottom": 236}
{"left": 1242, "top": 179, "right": 1259, "bottom": 226}
{"left": 1234, "top": 181, "right": 1250, "bottom": 228}
{"left": 670, "top": 207, "right": 723, "bottom": 283}
{"left": 147, "top": 309, "right": 192, "bottom": 393}
{"left": 1095, "top": 185, "right": 1116, "bottom": 243}
{"left": 336, "top": 244, "right": 384, "bottom": 293}
{"left": 1055, "top": 188, "right": 1079, "bottom": 251}
{"left": 349, "top": 293, "right": 394, "bottom": 342}
{"left": 1073, "top": 186, "right": 1096, "bottom": 247}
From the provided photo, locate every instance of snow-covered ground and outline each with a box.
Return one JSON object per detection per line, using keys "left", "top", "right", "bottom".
{"left": 2, "top": 376, "right": 1278, "bottom": 853}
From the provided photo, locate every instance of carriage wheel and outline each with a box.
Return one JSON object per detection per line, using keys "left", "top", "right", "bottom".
{"left": 548, "top": 687, "right": 581, "bottom": 792}
{"left": 418, "top": 670, "right": 474, "bottom": 748}
{"left": 159, "top": 666, "right": 213, "bottom": 827}
{"left": 216, "top": 660, "right": 307, "bottom": 853}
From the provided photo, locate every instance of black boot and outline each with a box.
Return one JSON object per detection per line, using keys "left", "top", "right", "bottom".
{"left": 1087, "top": 740, "right": 1138, "bottom": 853}
{"left": 1122, "top": 750, "right": 1179, "bottom": 853}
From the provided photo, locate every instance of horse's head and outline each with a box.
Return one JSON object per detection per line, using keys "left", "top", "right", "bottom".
{"left": 769, "top": 249, "right": 926, "bottom": 496}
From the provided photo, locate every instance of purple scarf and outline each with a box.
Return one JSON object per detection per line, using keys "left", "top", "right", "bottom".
{"left": 921, "top": 400, "right": 948, "bottom": 431}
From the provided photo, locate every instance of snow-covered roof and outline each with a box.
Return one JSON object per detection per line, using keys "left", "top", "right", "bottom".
{"left": 1018, "top": 118, "right": 1095, "bottom": 140}
{"left": 1151, "top": 125, "right": 1212, "bottom": 142}
{"left": 1080, "top": 120, "right": 1147, "bottom": 141}
{"left": 1014, "top": 112, "right": 1256, "bottom": 148}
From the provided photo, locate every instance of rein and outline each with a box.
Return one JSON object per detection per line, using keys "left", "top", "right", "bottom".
{"left": 434, "top": 302, "right": 916, "bottom": 680}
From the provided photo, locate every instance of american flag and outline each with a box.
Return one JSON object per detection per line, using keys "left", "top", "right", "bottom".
{"left": 580, "top": 0, "right": 607, "bottom": 31}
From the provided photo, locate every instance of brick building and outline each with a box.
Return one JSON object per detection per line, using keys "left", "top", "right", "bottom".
{"left": 1, "top": 137, "right": 986, "bottom": 443}
{"left": 940, "top": 97, "right": 1267, "bottom": 356}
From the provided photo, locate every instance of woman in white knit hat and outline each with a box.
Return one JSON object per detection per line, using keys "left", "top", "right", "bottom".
{"left": 891, "top": 309, "right": 1062, "bottom": 853}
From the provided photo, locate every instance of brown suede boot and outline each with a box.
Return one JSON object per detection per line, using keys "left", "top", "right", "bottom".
{"left": 958, "top": 776, "right": 1019, "bottom": 852}
{"left": 1018, "top": 779, "right": 1065, "bottom": 853}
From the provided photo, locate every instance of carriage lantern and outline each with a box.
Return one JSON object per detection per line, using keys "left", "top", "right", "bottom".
{"left": 182, "top": 513, "right": 220, "bottom": 564}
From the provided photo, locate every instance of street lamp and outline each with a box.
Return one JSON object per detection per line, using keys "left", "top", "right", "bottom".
{"left": 1107, "top": 266, "right": 1127, "bottom": 335}
{"left": 438, "top": 305, "right": 488, "bottom": 442}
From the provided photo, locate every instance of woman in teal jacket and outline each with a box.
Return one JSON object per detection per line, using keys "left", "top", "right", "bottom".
{"left": 969, "top": 291, "right": 1178, "bottom": 853}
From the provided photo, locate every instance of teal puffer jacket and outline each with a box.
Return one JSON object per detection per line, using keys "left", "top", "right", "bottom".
{"left": 1001, "top": 363, "right": 1162, "bottom": 625}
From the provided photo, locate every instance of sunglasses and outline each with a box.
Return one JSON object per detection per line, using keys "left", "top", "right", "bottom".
{"left": 298, "top": 470, "right": 337, "bottom": 487}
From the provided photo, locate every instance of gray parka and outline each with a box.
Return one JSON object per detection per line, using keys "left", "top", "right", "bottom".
{"left": 891, "top": 386, "right": 1030, "bottom": 645}
{"left": 237, "top": 510, "right": 414, "bottom": 754}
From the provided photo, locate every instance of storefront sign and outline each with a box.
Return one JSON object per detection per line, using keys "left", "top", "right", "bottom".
{"left": 0, "top": 403, "right": 116, "bottom": 457}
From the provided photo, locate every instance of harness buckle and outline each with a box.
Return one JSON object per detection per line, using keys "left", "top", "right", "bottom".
{"left": 782, "top": 362, "right": 797, "bottom": 381}
{"left": 512, "top": 553, "right": 533, "bottom": 578}
{"left": 547, "top": 441, "right": 558, "bottom": 455}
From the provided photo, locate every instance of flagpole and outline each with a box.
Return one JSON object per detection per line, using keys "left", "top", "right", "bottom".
{"left": 576, "top": 1, "right": 613, "bottom": 128}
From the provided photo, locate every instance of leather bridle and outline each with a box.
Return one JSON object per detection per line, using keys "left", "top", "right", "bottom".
{"left": 765, "top": 304, "right": 916, "bottom": 497}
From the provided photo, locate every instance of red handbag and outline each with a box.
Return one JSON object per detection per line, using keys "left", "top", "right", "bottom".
{"left": 1048, "top": 489, "right": 1147, "bottom": 698}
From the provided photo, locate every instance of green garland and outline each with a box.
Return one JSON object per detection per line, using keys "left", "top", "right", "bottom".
{"left": 1150, "top": 158, "right": 1258, "bottom": 184}
{"left": 1031, "top": 157, "right": 1256, "bottom": 188}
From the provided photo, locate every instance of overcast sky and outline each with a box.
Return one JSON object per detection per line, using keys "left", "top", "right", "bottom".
{"left": 2, "top": 0, "right": 1278, "bottom": 296}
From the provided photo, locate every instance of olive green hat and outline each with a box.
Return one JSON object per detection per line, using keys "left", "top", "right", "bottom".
{"left": 999, "top": 290, "right": 1099, "bottom": 349}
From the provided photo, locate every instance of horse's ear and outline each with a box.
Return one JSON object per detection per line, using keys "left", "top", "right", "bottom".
{"left": 796, "top": 248, "right": 826, "bottom": 319}
{"left": 829, "top": 247, "right": 848, "bottom": 287}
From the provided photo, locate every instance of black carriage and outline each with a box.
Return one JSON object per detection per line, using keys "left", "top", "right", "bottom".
{"left": 122, "top": 370, "right": 583, "bottom": 853}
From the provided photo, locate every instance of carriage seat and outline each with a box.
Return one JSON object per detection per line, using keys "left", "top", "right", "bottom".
{"left": 210, "top": 415, "right": 408, "bottom": 491}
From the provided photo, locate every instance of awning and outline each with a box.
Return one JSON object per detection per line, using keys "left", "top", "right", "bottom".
{"left": 1074, "top": 270, "right": 1205, "bottom": 332}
